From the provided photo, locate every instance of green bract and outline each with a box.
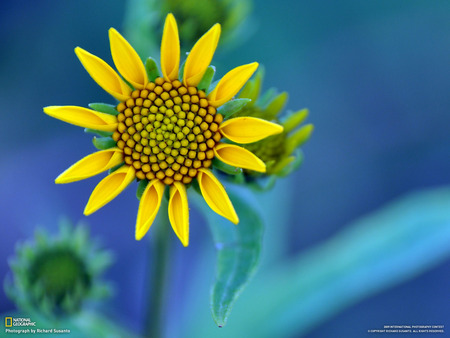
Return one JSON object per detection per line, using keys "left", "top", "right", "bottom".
{"left": 216, "top": 69, "right": 314, "bottom": 189}
{"left": 5, "top": 220, "right": 113, "bottom": 316}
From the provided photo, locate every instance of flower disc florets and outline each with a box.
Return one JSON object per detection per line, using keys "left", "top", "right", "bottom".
{"left": 112, "top": 77, "right": 223, "bottom": 185}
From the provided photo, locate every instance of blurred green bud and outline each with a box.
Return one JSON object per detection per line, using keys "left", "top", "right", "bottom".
{"left": 5, "top": 220, "right": 113, "bottom": 317}
{"left": 221, "top": 69, "right": 313, "bottom": 188}
{"left": 124, "top": 0, "right": 253, "bottom": 57}
{"left": 163, "top": 0, "right": 252, "bottom": 48}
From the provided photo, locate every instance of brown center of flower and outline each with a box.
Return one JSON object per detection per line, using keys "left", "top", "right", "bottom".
{"left": 112, "top": 77, "right": 223, "bottom": 185}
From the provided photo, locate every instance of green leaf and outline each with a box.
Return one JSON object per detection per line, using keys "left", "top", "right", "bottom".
{"left": 203, "top": 191, "right": 263, "bottom": 327}
{"left": 88, "top": 103, "right": 119, "bottom": 116}
{"left": 84, "top": 128, "right": 113, "bottom": 138}
{"left": 218, "top": 99, "right": 251, "bottom": 119}
{"left": 209, "top": 186, "right": 450, "bottom": 337}
{"left": 197, "top": 66, "right": 216, "bottom": 92}
{"left": 92, "top": 137, "right": 116, "bottom": 150}
{"left": 145, "top": 57, "right": 160, "bottom": 81}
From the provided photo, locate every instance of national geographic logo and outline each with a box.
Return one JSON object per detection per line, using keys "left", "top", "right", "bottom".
{"left": 5, "top": 317, "right": 12, "bottom": 327}
{"left": 4, "top": 317, "right": 36, "bottom": 327}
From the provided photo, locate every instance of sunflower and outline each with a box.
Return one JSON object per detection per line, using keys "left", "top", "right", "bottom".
{"left": 44, "top": 14, "right": 282, "bottom": 246}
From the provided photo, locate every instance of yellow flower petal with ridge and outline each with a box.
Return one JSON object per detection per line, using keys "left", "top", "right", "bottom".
{"left": 161, "top": 13, "right": 180, "bottom": 82}
{"left": 56, "top": 148, "right": 124, "bottom": 184}
{"left": 208, "top": 62, "right": 259, "bottom": 107}
{"left": 84, "top": 165, "right": 135, "bottom": 216}
{"left": 135, "top": 179, "right": 165, "bottom": 240}
{"left": 183, "top": 23, "right": 221, "bottom": 87}
{"left": 219, "top": 117, "right": 284, "bottom": 144}
{"left": 75, "top": 47, "right": 131, "bottom": 101}
{"left": 168, "top": 182, "right": 189, "bottom": 246}
{"left": 109, "top": 28, "right": 148, "bottom": 89}
{"left": 43, "top": 106, "right": 117, "bottom": 131}
{"left": 214, "top": 143, "right": 266, "bottom": 173}
{"left": 198, "top": 169, "right": 239, "bottom": 224}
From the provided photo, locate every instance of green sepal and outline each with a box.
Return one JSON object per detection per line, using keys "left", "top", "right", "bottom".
{"left": 256, "top": 87, "right": 277, "bottom": 107}
{"left": 92, "top": 137, "right": 116, "bottom": 150}
{"left": 264, "top": 92, "right": 288, "bottom": 120}
{"left": 88, "top": 103, "right": 119, "bottom": 116}
{"left": 136, "top": 179, "right": 149, "bottom": 200}
{"left": 283, "top": 109, "right": 309, "bottom": 133}
{"left": 84, "top": 128, "right": 113, "bottom": 138}
{"left": 108, "top": 163, "right": 124, "bottom": 174}
{"left": 218, "top": 98, "right": 251, "bottom": 119}
{"left": 248, "top": 175, "right": 277, "bottom": 191}
{"left": 164, "top": 185, "right": 171, "bottom": 201}
{"left": 212, "top": 158, "right": 243, "bottom": 175}
{"left": 239, "top": 68, "right": 263, "bottom": 104}
{"left": 275, "top": 151, "right": 304, "bottom": 177}
{"left": 285, "top": 124, "right": 314, "bottom": 155}
{"left": 232, "top": 172, "right": 246, "bottom": 184}
{"left": 146, "top": 57, "right": 160, "bottom": 81}
{"left": 191, "top": 178, "right": 202, "bottom": 195}
{"left": 197, "top": 65, "right": 216, "bottom": 92}
{"left": 178, "top": 59, "right": 186, "bottom": 82}
{"left": 206, "top": 78, "right": 220, "bottom": 95}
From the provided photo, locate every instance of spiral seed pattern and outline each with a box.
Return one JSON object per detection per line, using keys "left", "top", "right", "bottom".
{"left": 112, "top": 77, "right": 223, "bottom": 185}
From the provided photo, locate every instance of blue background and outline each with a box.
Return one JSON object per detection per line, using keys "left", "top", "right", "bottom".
{"left": 0, "top": 0, "right": 449, "bottom": 337}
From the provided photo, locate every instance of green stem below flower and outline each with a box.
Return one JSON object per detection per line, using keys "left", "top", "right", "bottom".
{"left": 144, "top": 196, "right": 171, "bottom": 338}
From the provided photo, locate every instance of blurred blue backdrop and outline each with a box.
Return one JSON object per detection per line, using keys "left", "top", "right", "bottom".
{"left": 1, "top": 0, "right": 449, "bottom": 337}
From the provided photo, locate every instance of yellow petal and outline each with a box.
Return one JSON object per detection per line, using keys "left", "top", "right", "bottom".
{"left": 214, "top": 143, "right": 266, "bottom": 173}
{"left": 56, "top": 148, "right": 123, "bottom": 184}
{"left": 109, "top": 28, "right": 148, "bottom": 89}
{"left": 43, "top": 106, "right": 117, "bottom": 131}
{"left": 198, "top": 169, "right": 238, "bottom": 224}
{"left": 219, "top": 117, "right": 284, "bottom": 144}
{"left": 168, "top": 182, "right": 189, "bottom": 246}
{"left": 160, "top": 13, "right": 180, "bottom": 81}
{"left": 208, "top": 62, "right": 259, "bottom": 107}
{"left": 135, "top": 179, "right": 165, "bottom": 240}
{"left": 84, "top": 165, "right": 135, "bottom": 216}
{"left": 183, "top": 24, "right": 221, "bottom": 87}
{"left": 75, "top": 47, "right": 131, "bottom": 101}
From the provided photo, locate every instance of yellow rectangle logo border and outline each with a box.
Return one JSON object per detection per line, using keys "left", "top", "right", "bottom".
{"left": 5, "top": 317, "right": 12, "bottom": 327}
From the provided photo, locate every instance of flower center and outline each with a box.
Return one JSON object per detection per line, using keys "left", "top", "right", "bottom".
{"left": 113, "top": 77, "right": 223, "bottom": 185}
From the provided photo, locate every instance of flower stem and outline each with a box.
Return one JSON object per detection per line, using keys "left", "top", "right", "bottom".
{"left": 145, "top": 197, "right": 171, "bottom": 338}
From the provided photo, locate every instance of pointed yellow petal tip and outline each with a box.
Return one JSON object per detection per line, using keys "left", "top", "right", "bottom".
{"left": 161, "top": 12, "right": 180, "bottom": 81}
{"left": 43, "top": 106, "right": 117, "bottom": 131}
{"left": 219, "top": 117, "right": 284, "bottom": 144}
{"left": 214, "top": 143, "right": 266, "bottom": 173}
{"left": 83, "top": 165, "right": 135, "bottom": 216}
{"left": 208, "top": 62, "right": 259, "bottom": 107}
{"left": 74, "top": 46, "right": 131, "bottom": 101}
{"left": 135, "top": 179, "right": 165, "bottom": 241}
{"left": 183, "top": 22, "right": 221, "bottom": 87}
{"left": 168, "top": 182, "right": 189, "bottom": 247}
{"left": 109, "top": 26, "right": 147, "bottom": 89}
{"left": 197, "top": 169, "right": 239, "bottom": 224}
{"left": 53, "top": 149, "right": 124, "bottom": 184}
